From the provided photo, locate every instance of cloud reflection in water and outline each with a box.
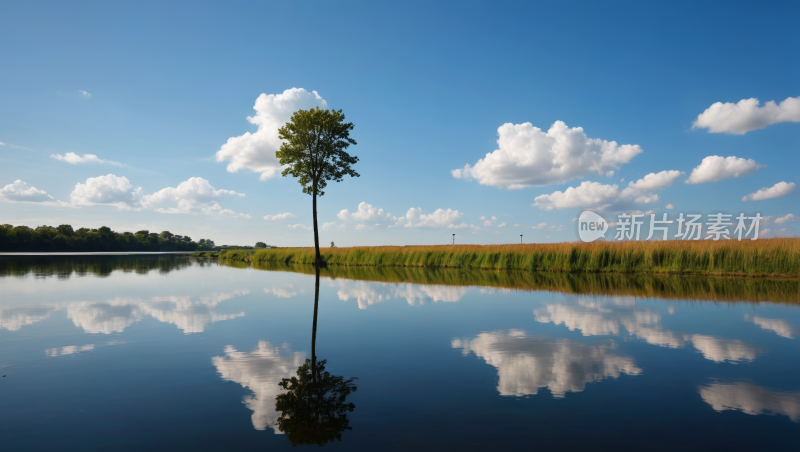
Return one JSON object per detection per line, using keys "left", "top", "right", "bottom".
{"left": 212, "top": 341, "right": 305, "bottom": 432}
{"left": 744, "top": 314, "right": 795, "bottom": 339}
{"left": 67, "top": 290, "right": 248, "bottom": 334}
{"left": 333, "top": 280, "right": 467, "bottom": 309}
{"left": 452, "top": 329, "right": 641, "bottom": 397}
{"left": 699, "top": 381, "right": 800, "bottom": 422}
{"left": 534, "top": 297, "right": 759, "bottom": 363}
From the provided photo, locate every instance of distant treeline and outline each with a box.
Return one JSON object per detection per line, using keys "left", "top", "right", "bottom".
{"left": 0, "top": 224, "right": 214, "bottom": 252}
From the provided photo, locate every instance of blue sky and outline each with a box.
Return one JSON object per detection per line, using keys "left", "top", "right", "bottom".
{"left": 1, "top": 0, "right": 798, "bottom": 246}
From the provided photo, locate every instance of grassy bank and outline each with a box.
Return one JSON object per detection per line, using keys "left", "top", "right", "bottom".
{"left": 219, "top": 238, "right": 800, "bottom": 277}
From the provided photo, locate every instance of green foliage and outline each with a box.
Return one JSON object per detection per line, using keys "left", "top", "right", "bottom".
{"left": 196, "top": 239, "right": 216, "bottom": 251}
{"left": 0, "top": 224, "right": 201, "bottom": 252}
{"left": 277, "top": 107, "right": 359, "bottom": 197}
{"left": 255, "top": 242, "right": 267, "bottom": 248}
{"left": 275, "top": 359, "right": 357, "bottom": 446}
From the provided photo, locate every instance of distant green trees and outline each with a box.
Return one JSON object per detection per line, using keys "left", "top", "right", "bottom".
{"left": 255, "top": 242, "right": 267, "bottom": 248}
{"left": 197, "top": 239, "right": 216, "bottom": 251}
{"left": 0, "top": 224, "right": 204, "bottom": 252}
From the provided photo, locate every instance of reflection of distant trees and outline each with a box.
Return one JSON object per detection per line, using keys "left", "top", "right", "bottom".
{"left": 0, "top": 255, "right": 194, "bottom": 278}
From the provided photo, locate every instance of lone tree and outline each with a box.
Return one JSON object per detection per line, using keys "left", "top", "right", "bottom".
{"left": 278, "top": 107, "right": 358, "bottom": 266}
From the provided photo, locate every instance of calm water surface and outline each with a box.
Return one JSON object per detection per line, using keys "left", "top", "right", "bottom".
{"left": 1, "top": 255, "right": 799, "bottom": 450}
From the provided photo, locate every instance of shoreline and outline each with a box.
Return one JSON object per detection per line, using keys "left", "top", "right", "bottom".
{"left": 218, "top": 239, "right": 800, "bottom": 278}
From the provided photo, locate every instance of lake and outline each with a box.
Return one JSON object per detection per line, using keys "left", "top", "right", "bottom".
{"left": 1, "top": 254, "right": 799, "bottom": 450}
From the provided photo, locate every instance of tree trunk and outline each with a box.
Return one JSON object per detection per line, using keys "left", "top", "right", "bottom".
{"left": 312, "top": 188, "right": 323, "bottom": 266}
{"left": 311, "top": 265, "right": 320, "bottom": 386}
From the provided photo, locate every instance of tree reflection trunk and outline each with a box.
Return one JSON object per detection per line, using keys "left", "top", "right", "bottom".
{"left": 311, "top": 265, "right": 320, "bottom": 386}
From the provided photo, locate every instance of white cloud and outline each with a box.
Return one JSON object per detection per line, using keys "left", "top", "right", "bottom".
{"left": 140, "top": 177, "right": 246, "bottom": 218}
{"left": 452, "top": 121, "right": 642, "bottom": 189}
{"left": 688, "top": 334, "right": 757, "bottom": 363}
{"left": 333, "top": 280, "right": 467, "bottom": 309}
{"left": 263, "top": 212, "right": 297, "bottom": 221}
{"left": 452, "top": 330, "right": 641, "bottom": 397}
{"left": 0, "top": 180, "right": 54, "bottom": 202}
{"left": 533, "top": 297, "right": 759, "bottom": 363}
{"left": 693, "top": 96, "right": 800, "bottom": 135}
{"left": 288, "top": 224, "right": 312, "bottom": 230}
{"left": 212, "top": 341, "right": 306, "bottom": 432}
{"left": 699, "top": 381, "right": 800, "bottom": 422}
{"left": 549, "top": 224, "right": 566, "bottom": 231}
{"left": 70, "top": 174, "right": 143, "bottom": 210}
{"left": 322, "top": 222, "right": 345, "bottom": 231}
{"left": 479, "top": 216, "right": 497, "bottom": 227}
{"left": 264, "top": 285, "right": 297, "bottom": 299}
{"left": 78, "top": 90, "right": 92, "bottom": 97}
{"left": 46, "top": 344, "right": 95, "bottom": 357}
{"left": 666, "top": 203, "right": 675, "bottom": 209}
{"left": 627, "top": 170, "right": 684, "bottom": 190}
{"left": 1, "top": 306, "right": 56, "bottom": 331}
{"left": 497, "top": 222, "right": 506, "bottom": 228}
{"left": 774, "top": 214, "right": 800, "bottom": 224}
{"left": 397, "top": 208, "right": 468, "bottom": 229}
{"left": 744, "top": 314, "right": 794, "bottom": 339}
{"left": 337, "top": 202, "right": 396, "bottom": 224}
{"left": 742, "top": 182, "right": 796, "bottom": 201}
{"left": 216, "top": 88, "right": 327, "bottom": 181}
{"left": 50, "top": 152, "right": 124, "bottom": 167}
{"left": 532, "top": 182, "right": 640, "bottom": 211}
{"left": 685, "top": 156, "right": 762, "bottom": 184}
{"left": 68, "top": 291, "right": 247, "bottom": 334}
{"left": 533, "top": 170, "right": 681, "bottom": 211}
{"left": 0, "top": 141, "right": 5, "bottom": 146}
{"left": 531, "top": 222, "right": 547, "bottom": 230}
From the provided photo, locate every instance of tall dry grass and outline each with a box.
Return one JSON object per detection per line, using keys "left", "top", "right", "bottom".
{"left": 220, "top": 238, "right": 800, "bottom": 277}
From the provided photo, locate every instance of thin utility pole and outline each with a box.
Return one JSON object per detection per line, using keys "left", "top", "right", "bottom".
{"left": 452, "top": 234, "right": 455, "bottom": 245}
{"left": 520, "top": 234, "right": 523, "bottom": 244}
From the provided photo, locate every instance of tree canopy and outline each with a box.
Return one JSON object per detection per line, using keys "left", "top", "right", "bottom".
{"left": 0, "top": 224, "right": 204, "bottom": 252}
{"left": 277, "top": 107, "right": 359, "bottom": 197}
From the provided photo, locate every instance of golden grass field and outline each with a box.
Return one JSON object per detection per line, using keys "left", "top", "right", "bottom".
{"left": 219, "top": 238, "right": 800, "bottom": 277}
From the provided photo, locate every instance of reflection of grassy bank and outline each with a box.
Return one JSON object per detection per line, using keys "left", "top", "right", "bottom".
{"left": 234, "top": 261, "right": 800, "bottom": 304}
{"left": 220, "top": 239, "right": 800, "bottom": 277}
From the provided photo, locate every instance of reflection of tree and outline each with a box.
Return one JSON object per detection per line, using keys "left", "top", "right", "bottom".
{"left": 274, "top": 266, "right": 357, "bottom": 446}
{"left": 275, "top": 359, "right": 357, "bottom": 445}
